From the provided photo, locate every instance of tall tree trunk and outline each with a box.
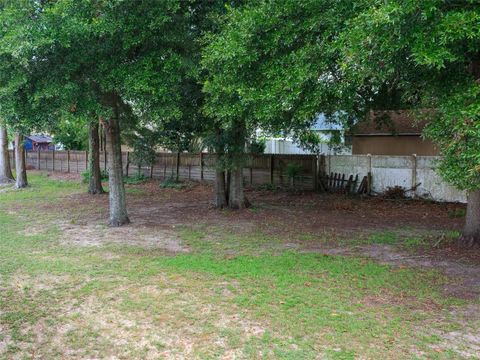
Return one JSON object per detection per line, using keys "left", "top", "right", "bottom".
{"left": 228, "top": 167, "right": 249, "bottom": 209}
{"left": 227, "top": 119, "right": 249, "bottom": 209}
{"left": 214, "top": 167, "right": 227, "bottom": 208}
{"left": 0, "top": 127, "right": 14, "bottom": 184}
{"left": 88, "top": 121, "right": 104, "bottom": 194}
{"left": 457, "top": 56, "right": 480, "bottom": 247}
{"left": 459, "top": 190, "right": 480, "bottom": 247}
{"left": 104, "top": 109, "right": 129, "bottom": 227}
{"left": 14, "top": 133, "right": 27, "bottom": 189}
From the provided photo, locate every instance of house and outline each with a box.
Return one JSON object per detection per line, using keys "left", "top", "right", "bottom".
{"left": 262, "top": 113, "right": 352, "bottom": 155}
{"left": 351, "top": 110, "right": 438, "bottom": 156}
{"left": 24, "top": 135, "right": 54, "bottom": 151}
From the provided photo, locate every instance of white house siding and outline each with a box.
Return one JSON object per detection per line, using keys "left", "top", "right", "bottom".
{"left": 264, "top": 139, "right": 351, "bottom": 155}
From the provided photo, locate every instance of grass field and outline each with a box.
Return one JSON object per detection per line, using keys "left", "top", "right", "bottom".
{"left": 0, "top": 173, "right": 479, "bottom": 359}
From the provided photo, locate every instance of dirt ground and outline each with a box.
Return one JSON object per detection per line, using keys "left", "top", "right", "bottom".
{"left": 43, "top": 173, "right": 480, "bottom": 300}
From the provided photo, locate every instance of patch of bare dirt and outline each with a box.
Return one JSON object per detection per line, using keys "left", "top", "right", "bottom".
{"left": 58, "top": 222, "right": 189, "bottom": 253}
{"left": 53, "top": 181, "right": 465, "bottom": 234}
{"left": 424, "top": 304, "right": 480, "bottom": 359}
{"left": 44, "top": 171, "right": 82, "bottom": 182}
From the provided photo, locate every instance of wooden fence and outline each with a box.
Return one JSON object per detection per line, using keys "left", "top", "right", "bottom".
{"left": 6, "top": 150, "right": 467, "bottom": 201}
{"left": 9, "top": 150, "right": 321, "bottom": 190}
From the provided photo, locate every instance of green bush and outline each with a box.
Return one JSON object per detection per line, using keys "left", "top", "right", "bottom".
{"left": 248, "top": 138, "right": 266, "bottom": 154}
{"left": 160, "top": 175, "right": 185, "bottom": 189}
{"left": 124, "top": 173, "right": 148, "bottom": 185}
{"left": 257, "top": 183, "right": 279, "bottom": 192}
{"left": 286, "top": 163, "right": 303, "bottom": 189}
{"left": 82, "top": 170, "right": 108, "bottom": 184}
{"left": 286, "top": 163, "right": 302, "bottom": 180}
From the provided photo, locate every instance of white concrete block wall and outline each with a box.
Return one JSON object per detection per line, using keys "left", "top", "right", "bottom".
{"left": 415, "top": 157, "right": 466, "bottom": 202}
{"left": 328, "top": 154, "right": 466, "bottom": 203}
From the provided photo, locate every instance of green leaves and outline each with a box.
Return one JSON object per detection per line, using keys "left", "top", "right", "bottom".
{"left": 202, "top": 0, "right": 366, "bottom": 149}
{"left": 338, "top": 0, "right": 480, "bottom": 190}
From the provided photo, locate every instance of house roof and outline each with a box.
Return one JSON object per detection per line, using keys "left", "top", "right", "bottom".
{"left": 26, "top": 135, "right": 53, "bottom": 143}
{"left": 352, "top": 110, "right": 430, "bottom": 136}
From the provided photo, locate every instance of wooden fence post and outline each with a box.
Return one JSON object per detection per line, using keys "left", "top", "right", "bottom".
{"left": 367, "top": 153, "right": 372, "bottom": 195}
{"left": 52, "top": 149, "right": 55, "bottom": 171}
{"left": 150, "top": 162, "right": 154, "bottom": 179}
{"left": 37, "top": 148, "right": 41, "bottom": 170}
{"left": 200, "top": 152, "right": 204, "bottom": 181}
{"left": 85, "top": 151, "right": 88, "bottom": 171}
{"left": 163, "top": 156, "right": 167, "bottom": 178}
{"left": 176, "top": 152, "right": 180, "bottom": 181}
{"left": 313, "top": 155, "right": 318, "bottom": 191}
{"left": 67, "top": 150, "right": 70, "bottom": 173}
{"left": 411, "top": 154, "right": 417, "bottom": 196}
{"left": 270, "top": 154, "right": 274, "bottom": 184}
{"left": 125, "top": 151, "right": 130, "bottom": 177}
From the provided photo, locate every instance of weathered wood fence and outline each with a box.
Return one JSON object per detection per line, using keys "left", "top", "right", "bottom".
{"left": 9, "top": 150, "right": 321, "bottom": 190}
{"left": 7, "top": 150, "right": 467, "bottom": 202}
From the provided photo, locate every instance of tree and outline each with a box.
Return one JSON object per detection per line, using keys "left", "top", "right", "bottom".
{"left": 0, "top": 125, "right": 14, "bottom": 184}
{"left": 88, "top": 120, "right": 104, "bottom": 195}
{"left": 50, "top": 117, "right": 88, "bottom": 151}
{"left": 0, "top": 1, "right": 35, "bottom": 189}
{"left": 337, "top": 0, "right": 480, "bottom": 246}
{"left": 202, "top": 0, "right": 368, "bottom": 208}
{"left": 0, "top": 0, "right": 220, "bottom": 226}
{"left": 14, "top": 133, "right": 27, "bottom": 188}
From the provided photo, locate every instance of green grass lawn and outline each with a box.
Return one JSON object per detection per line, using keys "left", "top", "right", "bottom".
{"left": 0, "top": 173, "right": 478, "bottom": 359}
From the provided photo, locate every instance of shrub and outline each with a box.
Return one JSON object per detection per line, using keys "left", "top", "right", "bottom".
{"left": 160, "top": 175, "right": 185, "bottom": 189}
{"left": 248, "top": 138, "right": 266, "bottom": 154}
{"left": 286, "top": 163, "right": 303, "bottom": 190}
{"left": 123, "top": 173, "right": 148, "bottom": 185}
{"left": 82, "top": 169, "right": 108, "bottom": 184}
{"left": 257, "top": 183, "right": 279, "bottom": 192}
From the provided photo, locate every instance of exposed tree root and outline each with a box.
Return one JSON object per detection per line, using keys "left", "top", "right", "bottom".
{"left": 457, "top": 235, "right": 480, "bottom": 249}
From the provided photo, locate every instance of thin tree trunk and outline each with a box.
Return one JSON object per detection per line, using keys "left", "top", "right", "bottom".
{"left": 14, "top": 133, "right": 27, "bottom": 188}
{"left": 88, "top": 121, "right": 104, "bottom": 194}
{"left": 104, "top": 108, "right": 129, "bottom": 227}
{"left": 0, "top": 127, "right": 14, "bottom": 184}
{"left": 459, "top": 190, "right": 480, "bottom": 247}
{"left": 214, "top": 167, "right": 227, "bottom": 208}
{"left": 213, "top": 125, "right": 228, "bottom": 208}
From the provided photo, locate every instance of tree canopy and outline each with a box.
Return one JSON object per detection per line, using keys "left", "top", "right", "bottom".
{"left": 339, "top": 0, "right": 480, "bottom": 191}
